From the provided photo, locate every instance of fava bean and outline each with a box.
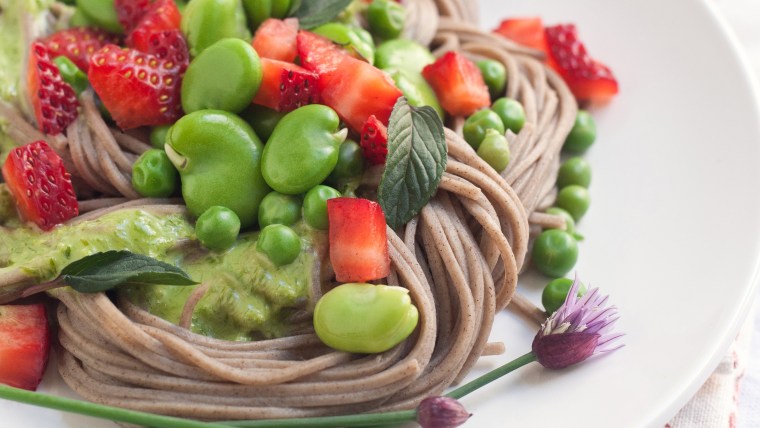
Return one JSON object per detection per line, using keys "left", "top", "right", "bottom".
{"left": 313, "top": 23, "right": 375, "bottom": 64}
{"left": 303, "top": 185, "right": 341, "bottom": 230}
{"left": 491, "top": 97, "right": 525, "bottom": 134}
{"left": 195, "top": 206, "right": 241, "bottom": 251}
{"left": 257, "top": 224, "right": 301, "bottom": 266}
{"left": 374, "top": 39, "right": 434, "bottom": 74}
{"left": 182, "top": 0, "right": 251, "bottom": 57}
{"left": 242, "top": 0, "right": 293, "bottom": 30}
{"left": 76, "top": 0, "right": 123, "bottom": 33}
{"left": 563, "top": 110, "right": 597, "bottom": 154}
{"left": 385, "top": 68, "right": 443, "bottom": 119}
{"left": 327, "top": 140, "right": 365, "bottom": 183}
{"left": 240, "top": 105, "right": 285, "bottom": 142}
{"left": 532, "top": 229, "right": 578, "bottom": 278}
{"left": 463, "top": 109, "right": 505, "bottom": 149}
{"left": 258, "top": 191, "right": 302, "bottom": 228}
{"left": 542, "top": 277, "right": 586, "bottom": 314}
{"left": 366, "top": 0, "right": 405, "bottom": 40}
{"left": 131, "top": 149, "right": 178, "bottom": 198}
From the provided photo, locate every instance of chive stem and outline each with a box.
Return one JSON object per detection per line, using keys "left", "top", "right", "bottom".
{"left": 446, "top": 352, "right": 537, "bottom": 399}
{"left": 223, "top": 410, "right": 417, "bottom": 427}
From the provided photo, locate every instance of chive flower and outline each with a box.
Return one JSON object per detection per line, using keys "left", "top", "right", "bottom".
{"left": 416, "top": 396, "right": 471, "bottom": 428}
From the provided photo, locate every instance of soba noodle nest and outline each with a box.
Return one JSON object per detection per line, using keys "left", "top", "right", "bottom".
{"left": 1, "top": 0, "right": 578, "bottom": 420}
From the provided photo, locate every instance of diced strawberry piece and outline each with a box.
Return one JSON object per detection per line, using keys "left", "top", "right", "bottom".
{"left": 493, "top": 17, "right": 549, "bottom": 52}
{"left": 0, "top": 304, "right": 50, "bottom": 391}
{"left": 545, "top": 24, "right": 619, "bottom": 103}
{"left": 253, "top": 18, "right": 299, "bottom": 62}
{"left": 327, "top": 197, "right": 390, "bottom": 283}
{"left": 126, "top": 0, "right": 182, "bottom": 53}
{"left": 252, "top": 58, "right": 319, "bottom": 112}
{"left": 115, "top": 0, "right": 152, "bottom": 33}
{"left": 40, "top": 27, "right": 120, "bottom": 72}
{"left": 27, "top": 42, "right": 79, "bottom": 136}
{"left": 422, "top": 51, "right": 490, "bottom": 117}
{"left": 297, "top": 30, "right": 349, "bottom": 76}
{"left": 144, "top": 29, "right": 189, "bottom": 72}
{"left": 360, "top": 115, "right": 388, "bottom": 165}
{"left": 2, "top": 141, "right": 79, "bottom": 230}
{"left": 89, "top": 44, "right": 183, "bottom": 129}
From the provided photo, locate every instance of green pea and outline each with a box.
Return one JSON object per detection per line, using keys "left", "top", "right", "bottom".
{"left": 242, "top": 0, "right": 294, "bottom": 30}
{"left": 76, "top": 0, "right": 123, "bottom": 33}
{"left": 477, "top": 129, "right": 510, "bottom": 172}
{"left": 258, "top": 191, "right": 302, "bottom": 228}
{"left": 52, "top": 56, "right": 88, "bottom": 95}
{"left": 563, "top": 110, "right": 597, "bottom": 154}
{"left": 257, "top": 224, "right": 301, "bottom": 266}
{"left": 385, "top": 68, "right": 443, "bottom": 119}
{"left": 240, "top": 105, "right": 285, "bottom": 142}
{"left": 532, "top": 229, "right": 578, "bottom": 278}
{"left": 131, "top": 149, "right": 178, "bottom": 198}
{"left": 463, "top": 109, "right": 505, "bottom": 149}
{"left": 312, "top": 23, "right": 375, "bottom": 64}
{"left": 477, "top": 59, "right": 507, "bottom": 100}
{"left": 182, "top": 0, "right": 251, "bottom": 57}
{"left": 367, "top": 0, "right": 405, "bottom": 40}
{"left": 181, "top": 38, "right": 262, "bottom": 114}
{"left": 195, "top": 206, "right": 241, "bottom": 251}
{"left": 375, "top": 39, "right": 434, "bottom": 74}
{"left": 545, "top": 207, "right": 582, "bottom": 240}
{"left": 327, "top": 140, "right": 365, "bottom": 183}
{"left": 557, "top": 156, "right": 591, "bottom": 189}
{"left": 313, "top": 283, "right": 419, "bottom": 354}
{"left": 303, "top": 185, "right": 341, "bottom": 230}
{"left": 556, "top": 185, "right": 591, "bottom": 222}
{"left": 165, "top": 110, "right": 269, "bottom": 228}
{"left": 262, "top": 105, "right": 347, "bottom": 195}
{"left": 491, "top": 97, "right": 525, "bottom": 134}
{"left": 542, "top": 277, "right": 587, "bottom": 314}
{"left": 149, "top": 125, "right": 171, "bottom": 149}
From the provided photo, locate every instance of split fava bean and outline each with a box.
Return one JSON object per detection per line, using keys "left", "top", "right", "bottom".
{"left": 313, "top": 283, "right": 419, "bottom": 354}
{"left": 182, "top": 0, "right": 251, "bottom": 57}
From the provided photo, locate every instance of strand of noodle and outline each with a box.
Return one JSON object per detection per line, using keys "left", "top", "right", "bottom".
{"left": 110, "top": 127, "right": 152, "bottom": 155}
{"left": 529, "top": 212, "right": 566, "bottom": 230}
{"left": 67, "top": 117, "right": 118, "bottom": 195}
{"left": 81, "top": 91, "right": 134, "bottom": 173}
{"left": 77, "top": 197, "right": 130, "bottom": 213}
{"left": 179, "top": 282, "right": 211, "bottom": 329}
{"left": 0, "top": 100, "right": 48, "bottom": 144}
{"left": 507, "top": 292, "right": 547, "bottom": 326}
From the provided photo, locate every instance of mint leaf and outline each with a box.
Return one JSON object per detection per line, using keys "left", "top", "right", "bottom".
{"left": 60, "top": 250, "right": 197, "bottom": 293}
{"left": 294, "top": 0, "right": 352, "bottom": 29}
{"left": 378, "top": 97, "right": 447, "bottom": 229}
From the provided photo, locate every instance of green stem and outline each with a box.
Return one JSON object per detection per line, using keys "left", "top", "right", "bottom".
{"left": 223, "top": 410, "right": 416, "bottom": 427}
{"left": 446, "top": 352, "right": 537, "bottom": 399}
{"left": 0, "top": 385, "right": 232, "bottom": 428}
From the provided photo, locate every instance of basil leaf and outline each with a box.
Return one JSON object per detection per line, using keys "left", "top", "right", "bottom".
{"left": 295, "top": 0, "right": 352, "bottom": 29}
{"left": 60, "top": 250, "right": 197, "bottom": 293}
{"left": 378, "top": 97, "right": 447, "bottom": 229}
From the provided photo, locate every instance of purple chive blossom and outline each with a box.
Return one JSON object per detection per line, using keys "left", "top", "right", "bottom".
{"left": 532, "top": 274, "right": 623, "bottom": 369}
{"left": 416, "top": 396, "right": 472, "bottom": 428}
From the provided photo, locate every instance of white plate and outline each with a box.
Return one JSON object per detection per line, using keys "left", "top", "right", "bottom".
{"left": 4, "top": 0, "right": 760, "bottom": 427}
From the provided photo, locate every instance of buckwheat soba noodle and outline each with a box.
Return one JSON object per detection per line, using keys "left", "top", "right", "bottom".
{"left": 0, "top": 0, "right": 577, "bottom": 420}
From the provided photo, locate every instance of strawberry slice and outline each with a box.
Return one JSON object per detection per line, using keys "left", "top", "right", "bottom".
{"left": 253, "top": 18, "right": 299, "bottom": 63}
{"left": 422, "top": 51, "right": 490, "bottom": 117}
{"left": 89, "top": 44, "right": 183, "bottom": 129}
{"left": 0, "top": 304, "right": 50, "bottom": 391}
{"left": 493, "top": 17, "right": 549, "bottom": 52}
{"left": 360, "top": 115, "right": 388, "bottom": 165}
{"left": 252, "top": 58, "right": 320, "bottom": 112}
{"left": 40, "top": 27, "right": 120, "bottom": 72}
{"left": 27, "top": 42, "right": 80, "bottom": 136}
{"left": 2, "top": 141, "right": 79, "bottom": 230}
{"left": 115, "top": 0, "right": 152, "bottom": 33}
{"left": 327, "top": 197, "right": 390, "bottom": 283}
{"left": 297, "top": 30, "right": 349, "bottom": 76}
{"left": 144, "top": 29, "right": 190, "bottom": 72}
{"left": 545, "top": 24, "right": 619, "bottom": 103}
{"left": 126, "top": 0, "right": 182, "bottom": 53}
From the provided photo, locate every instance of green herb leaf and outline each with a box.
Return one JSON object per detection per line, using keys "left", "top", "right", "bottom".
{"left": 378, "top": 97, "right": 447, "bottom": 229}
{"left": 294, "top": 0, "right": 352, "bottom": 29}
{"left": 60, "top": 250, "right": 197, "bottom": 293}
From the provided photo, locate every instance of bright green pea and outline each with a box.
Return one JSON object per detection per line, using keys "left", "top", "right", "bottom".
{"left": 53, "top": 57, "right": 88, "bottom": 95}
{"left": 327, "top": 140, "right": 365, "bottom": 183}
{"left": 257, "top": 224, "right": 301, "bottom": 266}
{"left": 463, "top": 109, "right": 505, "bottom": 149}
{"left": 239, "top": 105, "right": 285, "bottom": 142}
{"left": 181, "top": 38, "right": 262, "bottom": 114}
{"left": 531, "top": 229, "right": 578, "bottom": 278}
{"left": 556, "top": 185, "right": 591, "bottom": 222}
{"left": 258, "top": 191, "right": 302, "bottom": 228}
{"left": 542, "top": 277, "right": 587, "bottom": 314}
{"left": 195, "top": 206, "right": 241, "bottom": 251}
{"left": 385, "top": 68, "right": 443, "bottom": 119}
{"left": 182, "top": 0, "right": 251, "bottom": 57}
{"left": 477, "top": 129, "right": 510, "bottom": 172}
{"left": 150, "top": 125, "right": 171, "bottom": 149}
{"left": 366, "top": 0, "right": 405, "bottom": 40}
{"left": 165, "top": 110, "right": 269, "bottom": 228}
{"left": 313, "top": 283, "right": 419, "bottom": 354}
{"left": 563, "top": 110, "right": 597, "bottom": 154}
{"left": 312, "top": 23, "right": 375, "bottom": 64}
{"left": 375, "top": 39, "right": 434, "bottom": 74}
{"left": 545, "top": 207, "right": 582, "bottom": 240}
{"left": 491, "top": 97, "right": 526, "bottom": 134}
{"left": 557, "top": 156, "right": 592, "bottom": 189}
{"left": 262, "top": 105, "right": 347, "bottom": 195}
{"left": 477, "top": 59, "right": 507, "bottom": 100}
{"left": 303, "top": 185, "right": 341, "bottom": 230}
{"left": 131, "top": 149, "right": 178, "bottom": 198}
{"left": 76, "top": 0, "right": 123, "bottom": 33}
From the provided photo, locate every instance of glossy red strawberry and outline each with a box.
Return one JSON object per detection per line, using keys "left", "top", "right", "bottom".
{"left": 27, "top": 42, "right": 79, "bottom": 136}
{"left": 126, "top": 0, "right": 182, "bottom": 53}
{"left": 144, "top": 29, "right": 189, "bottom": 72}
{"left": 40, "top": 27, "right": 120, "bottom": 72}
{"left": 0, "top": 304, "right": 50, "bottom": 391}
{"left": 360, "top": 115, "right": 388, "bottom": 165}
{"left": 115, "top": 0, "right": 152, "bottom": 32}
{"left": 327, "top": 197, "right": 390, "bottom": 283}
{"left": 297, "top": 30, "right": 349, "bottom": 75}
{"left": 422, "top": 51, "right": 490, "bottom": 117}
{"left": 252, "top": 58, "right": 319, "bottom": 112}
{"left": 253, "top": 18, "right": 299, "bottom": 63}
{"left": 2, "top": 141, "right": 79, "bottom": 230}
{"left": 88, "top": 44, "right": 183, "bottom": 129}
{"left": 493, "top": 17, "right": 548, "bottom": 52}
{"left": 544, "top": 24, "right": 618, "bottom": 102}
